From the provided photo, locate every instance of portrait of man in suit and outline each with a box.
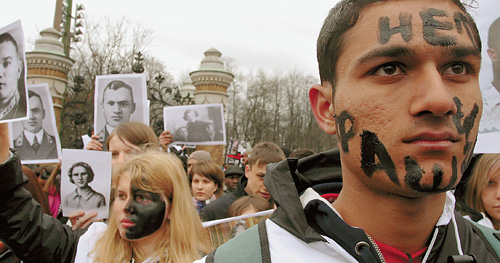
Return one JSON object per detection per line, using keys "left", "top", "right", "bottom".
{"left": 13, "top": 90, "right": 57, "bottom": 160}
{"left": 96, "top": 80, "right": 136, "bottom": 148}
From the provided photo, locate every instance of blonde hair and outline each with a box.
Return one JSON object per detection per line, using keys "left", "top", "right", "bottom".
{"left": 189, "top": 161, "right": 225, "bottom": 198}
{"left": 92, "top": 150, "right": 211, "bottom": 263}
{"left": 106, "top": 122, "right": 159, "bottom": 150}
{"left": 464, "top": 154, "right": 500, "bottom": 218}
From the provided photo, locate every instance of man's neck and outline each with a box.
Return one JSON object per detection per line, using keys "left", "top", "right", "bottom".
{"left": 333, "top": 178, "right": 446, "bottom": 254}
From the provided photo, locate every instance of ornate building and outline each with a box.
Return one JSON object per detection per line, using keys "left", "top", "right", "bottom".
{"left": 25, "top": 28, "right": 74, "bottom": 130}
{"left": 189, "top": 48, "right": 234, "bottom": 165}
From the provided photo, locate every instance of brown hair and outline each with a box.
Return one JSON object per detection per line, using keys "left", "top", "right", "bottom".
{"left": 226, "top": 194, "right": 272, "bottom": 217}
{"left": 189, "top": 161, "right": 225, "bottom": 198}
{"left": 247, "top": 141, "right": 286, "bottom": 168}
{"left": 464, "top": 154, "right": 500, "bottom": 219}
{"left": 106, "top": 122, "right": 159, "bottom": 150}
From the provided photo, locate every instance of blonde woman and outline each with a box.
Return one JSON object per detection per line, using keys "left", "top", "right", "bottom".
{"left": 0, "top": 122, "right": 210, "bottom": 263}
{"left": 464, "top": 154, "right": 500, "bottom": 230}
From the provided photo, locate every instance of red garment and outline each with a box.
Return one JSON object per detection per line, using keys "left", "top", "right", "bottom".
{"left": 374, "top": 240, "right": 427, "bottom": 263}
{"left": 47, "top": 186, "right": 61, "bottom": 218}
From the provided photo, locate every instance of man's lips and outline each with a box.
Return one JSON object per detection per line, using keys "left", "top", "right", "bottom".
{"left": 121, "top": 218, "right": 135, "bottom": 228}
{"left": 403, "top": 132, "right": 459, "bottom": 144}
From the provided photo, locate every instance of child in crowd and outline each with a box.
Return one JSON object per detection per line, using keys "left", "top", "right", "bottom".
{"left": 189, "top": 161, "right": 224, "bottom": 212}
{"left": 464, "top": 154, "right": 500, "bottom": 230}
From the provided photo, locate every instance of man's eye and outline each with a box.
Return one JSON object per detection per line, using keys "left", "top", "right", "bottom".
{"left": 443, "top": 62, "right": 468, "bottom": 75}
{"left": 371, "top": 63, "right": 404, "bottom": 76}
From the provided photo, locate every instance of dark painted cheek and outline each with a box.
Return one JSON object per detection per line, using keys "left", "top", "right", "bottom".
{"left": 404, "top": 156, "right": 458, "bottom": 192}
{"left": 125, "top": 186, "right": 166, "bottom": 240}
{"left": 336, "top": 111, "right": 356, "bottom": 154}
{"left": 451, "top": 97, "right": 479, "bottom": 173}
{"left": 360, "top": 130, "right": 399, "bottom": 185}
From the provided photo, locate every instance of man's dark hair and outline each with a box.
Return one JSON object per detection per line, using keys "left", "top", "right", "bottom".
{"left": 68, "top": 162, "right": 95, "bottom": 184}
{"left": 317, "top": 0, "right": 480, "bottom": 96}
{"left": 0, "top": 32, "right": 19, "bottom": 56}
{"left": 101, "top": 80, "right": 134, "bottom": 104}
{"left": 27, "top": 90, "right": 44, "bottom": 112}
{"left": 488, "top": 17, "right": 500, "bottom": 49}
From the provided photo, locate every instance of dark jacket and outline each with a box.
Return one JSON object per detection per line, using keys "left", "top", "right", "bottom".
{"left": 0, "top": 152, "right": 85, "bottom": 263}
{"left": 199, "top": 175, "right": 249, "bottom": 221}
{"left": 264, "top": 149, "right": 499, "bottom": 262}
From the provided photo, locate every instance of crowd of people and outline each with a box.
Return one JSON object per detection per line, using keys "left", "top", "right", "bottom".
{"left": 1, "top": 0, "right": 500, "bottom": 262}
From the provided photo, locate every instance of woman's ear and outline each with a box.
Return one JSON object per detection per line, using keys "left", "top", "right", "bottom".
{"left": 309, "top": 83, "right": 336, "bottom": 135}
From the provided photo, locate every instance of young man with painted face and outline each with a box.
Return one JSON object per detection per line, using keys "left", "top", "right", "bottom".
{"left": 199, "top": 141, "right": 285, "bottom": 221}
{"left": 197, "top": 0, "right": 500, "bottom": 262}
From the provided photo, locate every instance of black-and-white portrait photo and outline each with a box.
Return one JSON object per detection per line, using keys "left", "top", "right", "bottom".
{"left": 0, "top": 20, "right": 28, "bottom": 123}
{"left": 9, "top": 83, "right": 61, "bottom": 164}
{"left": 94, "top": 74, "right": 148, "bottom": 149}
{"left": 164, "top": 103, "right": 226, "bottom": 145}
{"left": 474, "top": 0, "right": 500, "bottom": 153}
{"left": 61, "top": 149, "right": 112, "bottom": 219}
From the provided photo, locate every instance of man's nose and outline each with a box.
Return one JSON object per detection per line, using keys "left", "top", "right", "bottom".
{"left": 408, "top": 65, "right": 457, "bottom": 117}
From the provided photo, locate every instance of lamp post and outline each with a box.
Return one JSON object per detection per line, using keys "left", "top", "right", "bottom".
{"left": 54, "top": 0, "right": 85, "bottom": 57}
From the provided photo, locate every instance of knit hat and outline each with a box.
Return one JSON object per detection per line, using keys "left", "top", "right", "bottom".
{"left": 187, "top": 150, "right": 212, "bottom": 162}
{"left": 224, "top": 165, "right": 244, "bottom": 178}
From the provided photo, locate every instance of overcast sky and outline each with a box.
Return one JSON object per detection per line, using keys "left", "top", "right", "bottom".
{"left": 3, "top": 0, "right": 340, "bottom": 82}
{"left": 2, "top": 0, "right": 497, "bottom": 85}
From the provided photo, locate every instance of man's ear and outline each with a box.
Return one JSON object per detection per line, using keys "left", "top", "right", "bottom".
{"left": 309, "top": 83, "right": 336, "bottom": 135}
{"left": 245, "top": 164, "right": 250, "bottom": 178}
{"left": 488, "top": 48, "right": 498, "bottom": 62}
{"left": 17, "top": 60, "right": 22, "bottom": 79}
{"left": 131, "top": 102, "right": 136, "bottom": 114}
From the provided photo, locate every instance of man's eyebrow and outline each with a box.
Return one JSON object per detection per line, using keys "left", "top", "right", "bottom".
{"left": 356, "top": 46, "right": 414, "bottom": 65}
{"left": 441, "top": 45, "right": 481, "bottom": 60}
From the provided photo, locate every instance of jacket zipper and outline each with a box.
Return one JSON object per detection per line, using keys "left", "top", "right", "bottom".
{"left": 366, "top": 234, "right": 387, "bottom": 263}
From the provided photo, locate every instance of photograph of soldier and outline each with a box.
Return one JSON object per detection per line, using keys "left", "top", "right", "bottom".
{"left": 0, "top": 20, "right": 27, "bottom": 122}
{"left": 164, "top": 103, "right": 226, "bottom": 145}
{"left": 9, "top": 83, "right": 61, "bottom": 164}
{"left": 93, "top": 74, "right": 148, "bottom": 150}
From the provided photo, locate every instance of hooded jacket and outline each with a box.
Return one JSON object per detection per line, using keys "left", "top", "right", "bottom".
{"left": 198, "top": 149, "right": 500, "bottom": 262}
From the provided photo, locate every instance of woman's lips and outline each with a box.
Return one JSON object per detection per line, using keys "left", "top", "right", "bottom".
{"left": 121, "top": 218, "right": 135, "bottom": 228}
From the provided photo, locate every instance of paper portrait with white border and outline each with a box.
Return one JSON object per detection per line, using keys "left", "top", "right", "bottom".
{"left": 9, "top": 83, "right": 61, "bottom": 164}
{"left": 474, "top": 0, "right": 500, "bottom": 153}
{"left": 94, "top": 74, "right": 148, "bottom": 148}
{"left": 61, "top": 149, "right": 112, "bottom": 219}
{"left": 0, "top": 20, "right": 28, "bottom": 123}
{"left": 164, "top": 103, "right": 226, "bottom": 145}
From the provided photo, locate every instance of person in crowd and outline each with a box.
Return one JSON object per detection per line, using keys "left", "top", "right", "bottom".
{"left": 42, "top": 163, "right": 64, "bottom": 219}
{"left": 289, "top": 149, "right": 316, "bottom": 159}
{"left": 0, "top": 126, "right": 211, "bottom": 262}
{"left": 226, "top": 194, "right": 272, "bottom": 217}
{"left": 199, "top": 141, "right": 285, "bottom": 221}
{"left": 223, "top": 165, "right": 244, "bottom": 194}
{"left": 13, "top": 90, "right": 57, "bottom": 160}
{"left": 479, "top": 17, "right": 500, "bottom": 132}
{"left": 0, "top": 32, "right": 26, "bottom": 121}
{"left": 187, "top": 150, "right": 213, "bottom": 174}
{"left": 189, "top": 161, "right": 225, "bottom": 212}
{"left": 95, "top": 80, "right": 136, "bottom": 150}
{"left": 74, "top": 121, "right": 160, "bottom": 228}
{"left": 63, "top": 161, "right": 106, "bottom": 211}
{"left": 197, "top": 0, "right": 500, "bottom": 262}
{"left": 463, "top": 154, "right": 500, "bottom": 230}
